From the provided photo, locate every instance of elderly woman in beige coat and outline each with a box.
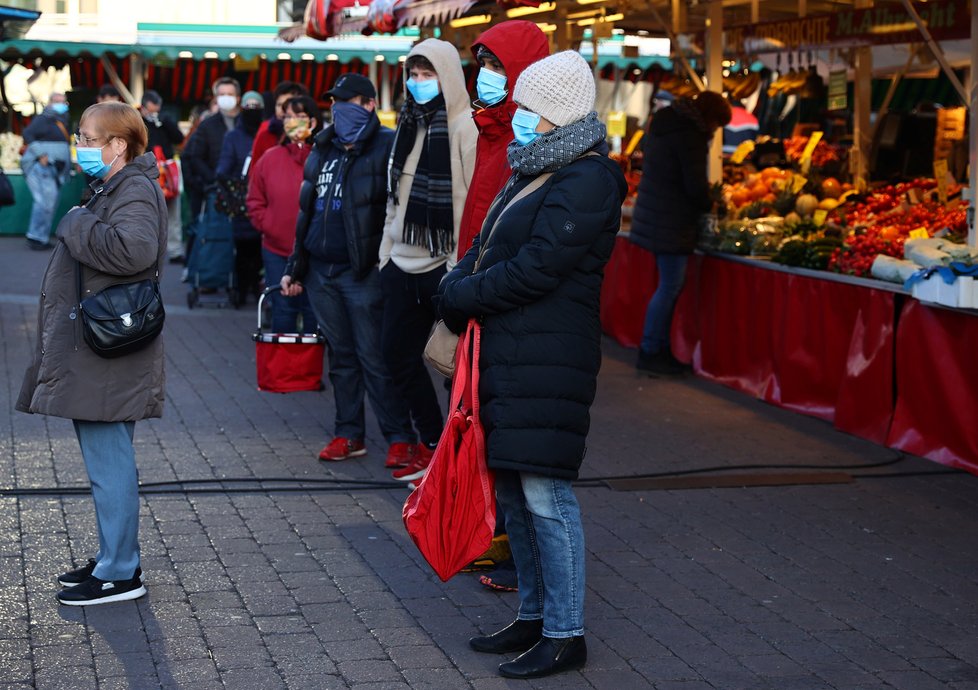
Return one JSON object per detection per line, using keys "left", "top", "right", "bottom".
{"left": 17, "top": 102, "right": 167, "bottom": 606}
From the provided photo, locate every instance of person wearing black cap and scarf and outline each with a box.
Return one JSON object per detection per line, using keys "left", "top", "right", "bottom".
{"left": 279, "top": 73, "right": 417, "bottom": 472}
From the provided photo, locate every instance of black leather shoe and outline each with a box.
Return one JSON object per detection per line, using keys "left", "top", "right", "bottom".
{"left": 498, "top": 635, "right": 587, "bottom": 679}
{"left": 469, "top": 619, "right": 543, "bottom": 654}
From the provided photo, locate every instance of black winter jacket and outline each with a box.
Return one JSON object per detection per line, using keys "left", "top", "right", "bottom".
{"left": 438, "top": 153, "right": 627, "bottom": 480}
{"left": 629, "top": 106, "right": 712, "bottom": 255}
{"left": 285, "top": 116, "right": 394, "bottom": 282}
{"left": 182, "top": 114, "right": 232, "bottom": 192}
{"left": 144, "top": 115, "right": 184, "bottom": 160}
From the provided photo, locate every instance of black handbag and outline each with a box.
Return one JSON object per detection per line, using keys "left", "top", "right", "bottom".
{"left": 76, "top": 261, "right": 165, "bottom": 359}
{"left": 0, "top": 168, "right": 14, "bottom": 207}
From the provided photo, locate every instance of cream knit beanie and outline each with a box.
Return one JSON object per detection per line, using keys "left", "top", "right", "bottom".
{"left": 513, "top": 50, "right": 596, "bottom": 127}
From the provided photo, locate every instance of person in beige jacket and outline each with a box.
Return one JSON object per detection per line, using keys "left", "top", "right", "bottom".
{"left": 380, "top": 38, "right": 477, "bottom": 482}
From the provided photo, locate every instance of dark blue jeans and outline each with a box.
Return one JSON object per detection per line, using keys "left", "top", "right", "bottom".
{"left": 262, "top": 248, "right": 318, "bottom": 333}
{"left": 305, "top": 263, "right": 413, "bottom": 444}
{"left": 640, "top": 253, "right": 689, "bottom": 355}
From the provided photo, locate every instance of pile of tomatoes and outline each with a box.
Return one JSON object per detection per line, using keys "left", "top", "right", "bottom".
{"left": 828, "top": 232, "right": 906, "bottom": 277}
{"left": 784, "top": 136, "right": 842, "bottom": 168}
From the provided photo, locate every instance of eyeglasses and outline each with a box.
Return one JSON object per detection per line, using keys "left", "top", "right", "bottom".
{"left": 73, "top": 133, "right": 105, "bottom": 147}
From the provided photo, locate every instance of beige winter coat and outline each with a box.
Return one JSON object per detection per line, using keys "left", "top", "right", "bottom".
{"left": 17, "top": 152, "right": 168, "bottom": 422}
{"left": 379, "top": 38, "right": 478, "bottom": 274}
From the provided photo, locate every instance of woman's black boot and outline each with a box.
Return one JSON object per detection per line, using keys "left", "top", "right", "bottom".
{"left": 498, "top": 635, "right": 587, "bottom": 679}
{"left": 469, "top": 619, "right": 543, "bottom": 654}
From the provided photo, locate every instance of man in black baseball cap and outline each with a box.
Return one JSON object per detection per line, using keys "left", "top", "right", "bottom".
{"left": 280, "top": 72, "right": 417, "bottom": 469}
{"left": 324, "top": 73, "right": 377, "bottom": 101}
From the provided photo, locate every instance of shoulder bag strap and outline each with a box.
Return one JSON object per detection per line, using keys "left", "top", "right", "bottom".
{"left": 474, "top": 171, "right": 553, "bottom": 273}
{"left": 54, "top": 120, "right": 71, "bottom": 143}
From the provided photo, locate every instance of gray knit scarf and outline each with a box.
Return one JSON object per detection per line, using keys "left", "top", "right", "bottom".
{"left": 507, "top": 112, "right": 607, "bottom": 176}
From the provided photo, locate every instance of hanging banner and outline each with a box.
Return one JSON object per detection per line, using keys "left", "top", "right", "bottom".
{"left": 827, "top": 70, "right": 847, "bottom": 111}
{"left": 697, "top": 0, "right": 969, "bottom": 54}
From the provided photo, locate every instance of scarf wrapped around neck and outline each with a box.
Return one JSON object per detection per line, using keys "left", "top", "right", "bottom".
{"left": 387, "top": 94, "right": 455, "bottom": 257}
{"left": 507, "top": 112, "right": 607, "bottom": 176}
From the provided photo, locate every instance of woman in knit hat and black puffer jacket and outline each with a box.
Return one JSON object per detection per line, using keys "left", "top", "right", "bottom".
{"left": 437, "top": 50, "right": 627, "bottom": 680}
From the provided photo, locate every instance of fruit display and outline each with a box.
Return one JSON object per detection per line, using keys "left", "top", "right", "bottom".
{"left": 783, "top": 135, "right": 843, "bottom": 169}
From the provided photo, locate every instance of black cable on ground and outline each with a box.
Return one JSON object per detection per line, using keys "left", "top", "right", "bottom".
{"left": 0, "top": 452, "right": 965, "bottom": 498}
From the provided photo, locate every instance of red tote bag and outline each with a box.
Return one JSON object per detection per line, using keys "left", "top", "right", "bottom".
{"left": 403, "top": 320, "right": 496, "bottom": 582}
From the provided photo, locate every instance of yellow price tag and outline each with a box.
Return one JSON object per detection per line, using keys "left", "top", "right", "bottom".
{"left": 908, "top": 227, "right": 930, "bottom": 239}
{"left": 790, "top": 174, "right": 808, "bottom": 194}
{"left": 933, "top": 158, "right": 949, "bottom": 204}
{"left": 799, "top": 131, "right": 824, "bottom": 173}
{"left": 812, "top": 209, "right": 828, "bottom": 227}
{"left": 729, "top": 140, "right": 755, "bottom": 165}
{"left": 377, "top": 110, "right": 397, "bottom": 129}
{"left": 606, "top": 111, "right": 627, "bottom": 138}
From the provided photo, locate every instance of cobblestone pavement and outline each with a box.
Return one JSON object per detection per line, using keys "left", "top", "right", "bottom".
{"left": 1, "top": 235, "right": 978, "bottom": 689}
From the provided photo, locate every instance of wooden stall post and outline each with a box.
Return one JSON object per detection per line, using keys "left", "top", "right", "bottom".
{"left": 970, "top": 0, "right": 978, "bottom": 246}
{"left": 706, "top": 0, "right": 723, "bottom": 184}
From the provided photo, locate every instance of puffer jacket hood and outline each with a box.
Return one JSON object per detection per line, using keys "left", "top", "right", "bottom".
{"left": 648, "top": 104, "right": 698, "bottom": 137}
{"left": 404, "top": 38, "right": 470, "bottom": 123}
{"left": 470, "top": 20, "right": 550, "bottom": 110}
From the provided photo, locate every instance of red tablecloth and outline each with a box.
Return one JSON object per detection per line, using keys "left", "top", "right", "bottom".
{"left": 600, "top": 238, "right": 978, "bottom": 473}
{"left": 887, "top": 299, "right": 978, "bottom": 471}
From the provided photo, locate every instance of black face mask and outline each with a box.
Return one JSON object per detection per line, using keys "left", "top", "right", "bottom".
{"left": 242, "top": 108, "right": 264, "bottom": 134}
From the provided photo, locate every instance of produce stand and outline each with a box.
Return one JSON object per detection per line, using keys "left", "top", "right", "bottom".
{"left": 0, "top": 171, "right": 86, "bottom": 236}
{"left": 601, "top": 237, "right": 978, "bottom": 473}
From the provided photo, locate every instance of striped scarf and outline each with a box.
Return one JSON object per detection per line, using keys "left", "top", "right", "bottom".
{"left": 388, "top": 94, "right": 455, "bottom": 257}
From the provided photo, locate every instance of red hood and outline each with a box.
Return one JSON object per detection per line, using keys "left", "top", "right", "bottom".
{"left": 471, "top": 20, "right": 550, "bottom": 109}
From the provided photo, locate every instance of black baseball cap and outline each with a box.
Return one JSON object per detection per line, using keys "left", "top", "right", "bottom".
{"left": 324, "top": 73, "right": 376, "bottom": 101}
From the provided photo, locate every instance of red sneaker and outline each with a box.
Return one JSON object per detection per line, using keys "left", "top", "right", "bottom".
{"left": 318, "top": 437, "right": 366, "bottom": 461}
{"left": 392, "top": 443, "right": 435, "bottom": 482}
{"left": 385, "top": 442, "right": 415, "bottom": 469}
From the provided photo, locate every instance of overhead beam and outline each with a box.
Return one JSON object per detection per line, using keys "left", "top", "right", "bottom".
{"left": 898, "top": 0, "right": 968, "bottom": 105}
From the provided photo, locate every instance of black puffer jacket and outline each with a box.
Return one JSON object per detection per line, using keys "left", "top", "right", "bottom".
{"left": 438, "top": 153, "right": 627, "bottom": 479}
{"left": 285, "top": 116, "right": 394, "bottom": 282}
{"left": 629, "top": 106, "right": 712, "bottom": 255}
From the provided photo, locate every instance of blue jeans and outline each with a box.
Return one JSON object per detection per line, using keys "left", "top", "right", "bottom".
{"left": 73, "top": 420, "right": 140, "bottom": 582}
{"left": 640, "top": 253, "right": 689, "bottom": 355}
{"left": 25, "top": 165, "right": 59, "bottom": 244}
{"left": 305, "top": 263, "right": 413, "bottom": 444}
{"left": 263, "top": 248, "right": 318, "bottom": 333}
{"left": 495, "top": 471, "right": 585, "bottom": 638}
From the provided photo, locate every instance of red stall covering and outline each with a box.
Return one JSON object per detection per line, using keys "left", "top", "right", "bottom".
{"left": 600, "top": 240, "right": 897, "bottom": 444}
{"left": 887, "top": 299, "right": 978, "bottom": 472}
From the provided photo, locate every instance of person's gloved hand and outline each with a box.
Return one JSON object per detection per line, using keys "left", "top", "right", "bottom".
{"left": 431, "top": 293, "right": 467, "bottom": 335}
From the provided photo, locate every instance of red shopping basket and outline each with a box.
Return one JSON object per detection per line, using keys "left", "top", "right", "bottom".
{"left": 253, "top": 287, "right": 326, "bottom": 393}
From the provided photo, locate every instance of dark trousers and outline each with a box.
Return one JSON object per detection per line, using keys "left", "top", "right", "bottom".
{"left": 234, "top": 235, "right": 263, "bottom": 304}
{"left": 380, "top": 261, "right": 445, "bottom": 446}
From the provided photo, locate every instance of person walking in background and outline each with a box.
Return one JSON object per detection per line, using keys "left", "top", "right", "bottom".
{"left": 456, "top": 19, "right": 550, "bottom": 594}
{"left": 437, "top": 51, "right": 626, "bottom": 679}
{"left": 182, "top": 77, "right": 241, "bottom": 221}
{"left": 247, "top": 95, "right": 320, "bottom": 333}
{"left": 630, "top": 91, "right": 731, "bottom": 377}
{"left": 457, "top": 20, "right": 549, "bottom": 260}
{"left": 380, "top": 39, "right": 477, "bottom": 484}
{"left": 18, "top": 102, "right": 167, "bottom": 606}
{"left": 251, "top": 81, "right": 309, "bottom": 165}
{"left": 20, "top": 92, "right": 72, "bottom": 250}
{"left": 216, "top": 90, "right": 265, "bottom": 304}
{"left": 141, "top": 90, "right": 186, "bottom": 263}
{"left": 95, "top": 84, "right": 122, "bottom": 103}
{"left": 279, "top": 74, "right": 416, "bottom": 470}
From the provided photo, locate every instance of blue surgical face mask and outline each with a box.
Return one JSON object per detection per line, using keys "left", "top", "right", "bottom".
{"left": 331, "top": 101, "right": 372, "bottom": 145}
{"left": 76, "top": 144, "right": 117, "bottom": 179}
{"left": 51, "top": 102, "right": 69, "bottom": 115}
{"left": 406, "top": 77, "right": 439, "bottom": 105}
{"left": 476, "top": 68, "right": 507, "bottom": 106}
{"left": 511, "top": 107, "right": 542, "bottom": 146}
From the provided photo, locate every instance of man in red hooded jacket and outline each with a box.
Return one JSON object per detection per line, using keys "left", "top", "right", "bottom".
{"left": 456, "top": 20, "right": 550, "bottom": 260}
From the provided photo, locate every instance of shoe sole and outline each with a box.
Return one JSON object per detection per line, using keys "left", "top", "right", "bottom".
{"left": 393, "top": 469, "right": 427, "bottom": 482}
{"left": 57, "top": 584, "right": 147, "bottom": 606}
{"left": 319, "top": 448, "right": 367, "bottom": 461}
{"left": 498, "top": 657, "right": 586, "bottom": 679}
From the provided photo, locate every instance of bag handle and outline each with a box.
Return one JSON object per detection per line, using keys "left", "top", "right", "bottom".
{"left": 448, "top": 320, "right": 481, "bottom": 417}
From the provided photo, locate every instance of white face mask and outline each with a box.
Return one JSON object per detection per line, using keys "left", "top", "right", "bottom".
{"left": 216, "top": 94, "right": 238, "bottom": 113}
